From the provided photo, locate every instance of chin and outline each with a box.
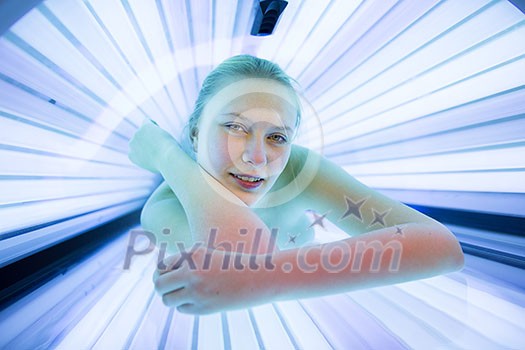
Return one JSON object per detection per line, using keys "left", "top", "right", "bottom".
{"left": 236, "top": 191, "right": 264, "bottom": 207}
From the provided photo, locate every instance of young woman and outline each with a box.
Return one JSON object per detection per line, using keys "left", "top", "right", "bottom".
{"left": 128, "top": 55, "right": 464, "bottom": 315}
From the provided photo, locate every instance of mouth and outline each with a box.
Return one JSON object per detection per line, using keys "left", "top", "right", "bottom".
{"left": 230, "top": 173, "right": 265, "bottom": 190}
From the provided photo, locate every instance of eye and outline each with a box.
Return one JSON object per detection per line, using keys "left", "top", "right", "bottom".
{"left": 223, "top": 123, "right": 247, "bottom": 133}
{"left": 268, "top": 133, "right": 288, "bottom": 144}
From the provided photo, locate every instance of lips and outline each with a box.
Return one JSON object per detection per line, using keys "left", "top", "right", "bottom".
{"left": 230, "top": 173, "right": 264, "bottom": 190}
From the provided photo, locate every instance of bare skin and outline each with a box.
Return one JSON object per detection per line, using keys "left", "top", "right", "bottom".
{"left": 129, "top": 80, "right": 464, "bottom": 315}
{"left": 140, "top": 146, "right": 315, "bottom": 253}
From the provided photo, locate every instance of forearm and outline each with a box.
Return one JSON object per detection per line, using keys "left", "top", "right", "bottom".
{"left": 253, "top": 223, "right": 464, "bottom": 301}
{"left": 157, "top": 144, "right": 274, "bottom": 253}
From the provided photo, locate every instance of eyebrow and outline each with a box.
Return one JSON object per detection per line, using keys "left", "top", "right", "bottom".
{"left": 219, "top": 113, "right": 294, "bottom": 134}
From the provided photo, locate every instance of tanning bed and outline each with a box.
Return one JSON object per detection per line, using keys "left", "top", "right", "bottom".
{"left": 1, "top": 0, "right": 524, "bottom": 348}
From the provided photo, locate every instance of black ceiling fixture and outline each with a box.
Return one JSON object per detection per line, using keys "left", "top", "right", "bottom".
{"left": 0, "top": 0, "right": 44, "bottom": 36}
{"left": 251, "top": 0, "right": 288, "bottom": 36}
{"left": 508, "top": 0, "right": 525, "bottom": 14}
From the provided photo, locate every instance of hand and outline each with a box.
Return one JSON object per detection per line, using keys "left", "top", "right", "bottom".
{"left": 128, "top": 119, "right": 177, "bottom": 172}
{"left": 153, "top": 245, "right": 275, "bottom": 315}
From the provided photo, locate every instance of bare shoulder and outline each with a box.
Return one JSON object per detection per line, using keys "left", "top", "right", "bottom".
{"left": 141, "top": 181, "right": 185, "bottom": 227}
{"left": 141, "top": 181, "right": 193, "bottom": 251}
{"left": 280, "top": 145, "right": 440, "bottom": 236}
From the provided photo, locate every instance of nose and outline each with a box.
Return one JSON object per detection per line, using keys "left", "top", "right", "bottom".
{"left": 242, "top": 135, "right": 267, "bottom": 167}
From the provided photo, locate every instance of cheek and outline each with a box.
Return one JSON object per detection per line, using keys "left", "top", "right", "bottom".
{"left": 207, "top": 132, "right": 240, "bottom": 170}
{"left": 267, "top": 147, "right": 291, "bottom": 175}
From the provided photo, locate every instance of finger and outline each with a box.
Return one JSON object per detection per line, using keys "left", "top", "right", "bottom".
{"left": 153, "top": 254, "right": 185, "bottom": 283}
{"left": 161, "top": 288, "right": 192, "bottom": 308}
{"left": 176, "top": 303, "right": 200, "bottom": 315}
{"left": 152, "top": 268, "right": 160, "bottom": 283}
{"left": 157, "top": 254, "right": 184, "bottom": 275}
{"left": 154, "top": 269, "right": 187, "bottom": 295}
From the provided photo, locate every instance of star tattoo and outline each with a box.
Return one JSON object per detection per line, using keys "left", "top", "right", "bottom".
{"left": 394, "top": 226, "right": 404, "bottom": 237}
{"left": 287, "top": 233, "right": 298, "bottom": 245}
{"left": 340, "top": 196, "right": 367, "bottom": 221}
{"left": 369, "top": 208, "right": 390, "bottom": 227}
{"left": 309, "top": 211, "right": 328, "bottom": 230}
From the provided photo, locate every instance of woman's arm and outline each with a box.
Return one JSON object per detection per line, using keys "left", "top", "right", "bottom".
{"left": 264, "top": 146, "right": 464, "bottom": 298}
{"left": 152, "top": 145, "right": 463, "bottom": 314}
{"left": 140, "top": 182, "right": 194, "bottom": 254}
{"left": 129, "top": 121, "right": 275, "bottom": 254}
{"left": 288, "top": 145, "right": 446, "bottom": 235}
{"left": 263, "top": 222, "right": 464, "bottom": 301}
{"left": 153, "top": 219, "right": 463, "bottom": 314}
{"left": 132, "top": 124, "right": 463, "bottom": 314}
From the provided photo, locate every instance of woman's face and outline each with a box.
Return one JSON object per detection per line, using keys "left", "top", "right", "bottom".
{"left": 195, "top": 81, "right": 298, "bottom": 206}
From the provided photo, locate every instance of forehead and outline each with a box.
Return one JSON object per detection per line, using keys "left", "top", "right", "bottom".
{"left": 201, "top": 78, "right": 300, "bottom": 129}
{"left": 220, "top": 93, "right": 297, "bottom": 127}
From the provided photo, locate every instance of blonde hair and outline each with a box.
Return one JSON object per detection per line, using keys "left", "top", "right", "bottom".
{"left": 181, "top": 54, "right": 301, "bottom": 158}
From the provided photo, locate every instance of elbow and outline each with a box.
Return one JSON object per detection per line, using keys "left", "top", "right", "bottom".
{"left": 451, "top": 240, "right": 465, "bottom": 272}
{"left": 432, "top": 223, "right": 465, "bottom": 273}
{"left": 446, "top": 237, "right": 465, "bottom": 273}
{"left": 140, "top": 204, "right": 154, "bottom": 233}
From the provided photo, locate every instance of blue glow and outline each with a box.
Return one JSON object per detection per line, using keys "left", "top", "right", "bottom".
{"left": 0, "top": 0, "right": 524, "bottom": 348}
